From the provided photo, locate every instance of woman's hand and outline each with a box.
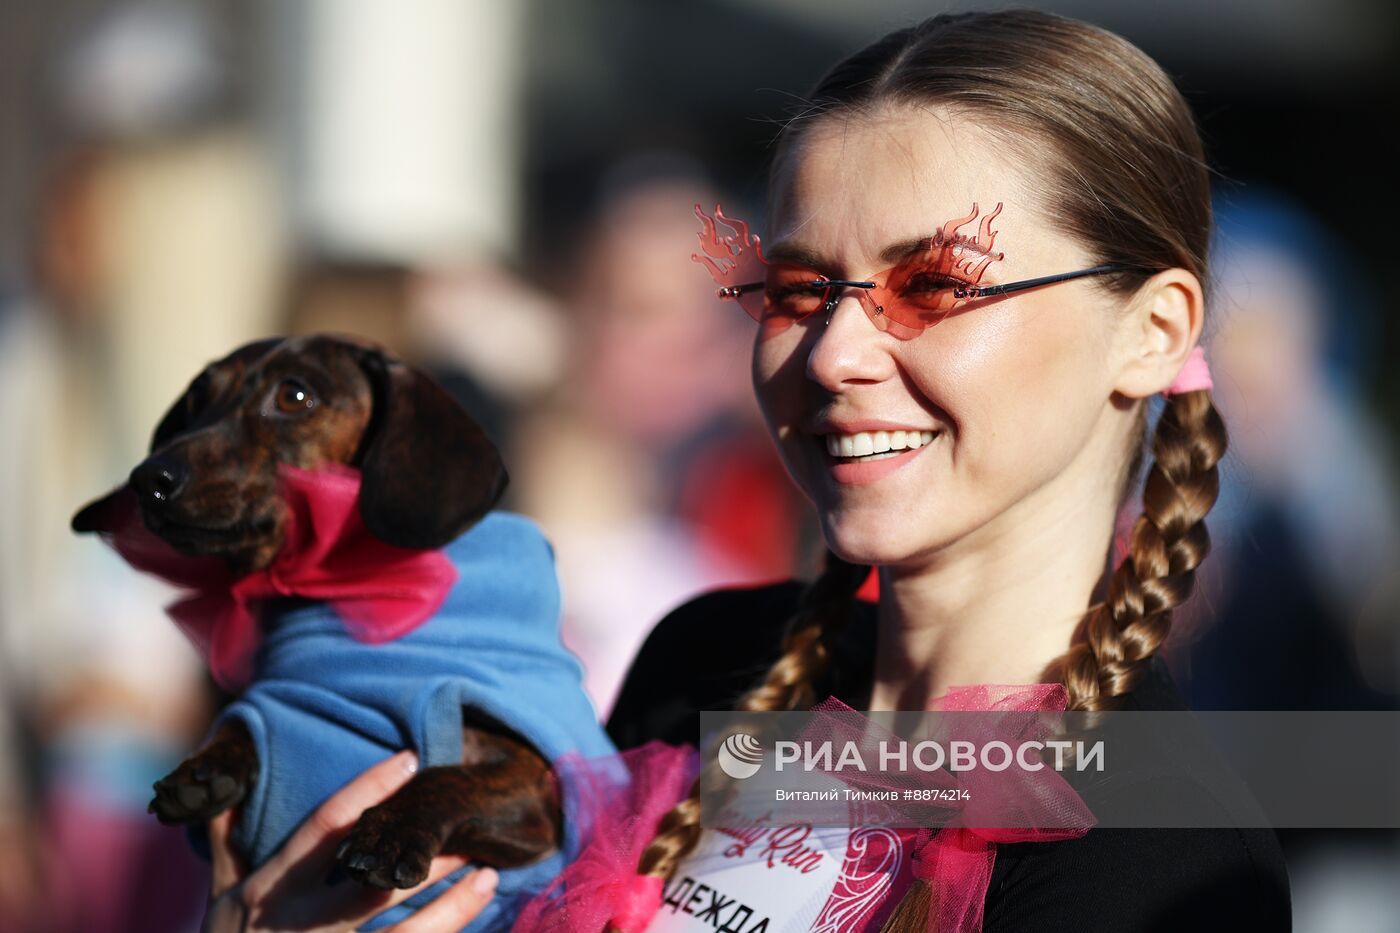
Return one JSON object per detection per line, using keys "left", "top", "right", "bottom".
{"left": 203, "top": 750, "right": 498, "bottom": 932}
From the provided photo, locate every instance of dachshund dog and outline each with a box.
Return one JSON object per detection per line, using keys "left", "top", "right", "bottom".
{"left": 72, "top": 334, "right": 593, "bottom": 895}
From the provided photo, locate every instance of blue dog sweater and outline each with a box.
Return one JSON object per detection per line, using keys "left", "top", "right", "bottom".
{"left": 212, "top": 511, "right": 615, "bottom": 931}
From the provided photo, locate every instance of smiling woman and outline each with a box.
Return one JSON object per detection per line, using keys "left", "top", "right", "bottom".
{"left": 596, "top": 8, "right": 1291, "bottom": 933}
{"left": 752, "top": 104, "right": 1167, "bottom": 579}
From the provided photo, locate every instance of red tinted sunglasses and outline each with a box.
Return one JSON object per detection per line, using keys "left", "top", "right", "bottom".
{"left": 692, "top": 203, "right": 1138, "bottom": 340}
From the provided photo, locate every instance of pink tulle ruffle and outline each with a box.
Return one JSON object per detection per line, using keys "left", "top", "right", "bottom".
{"left": 805, "top": 684, "right": 1095, "bottom": 931}
{"left": 513, "top": 741, "right": 700, "bottom": 932}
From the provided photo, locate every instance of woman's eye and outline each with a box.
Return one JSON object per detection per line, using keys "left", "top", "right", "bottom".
{"left": 273, "top": 379, "right": 316, "bottom": 415}
{"left": 772, "top": 283, "right": 827, "bottom": 299}
{"left": 765, "top": 280, "right": 829, "bottom": 315}
{"left": 902, "top": 273, "right": 962, "bottom": 295}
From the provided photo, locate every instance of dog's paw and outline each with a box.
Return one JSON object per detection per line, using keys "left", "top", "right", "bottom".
{"left": 336, "top": 805, "right": 440, "bottom": 890}
{"left": 149, "top": 751, "right": 253, "bottom": 824}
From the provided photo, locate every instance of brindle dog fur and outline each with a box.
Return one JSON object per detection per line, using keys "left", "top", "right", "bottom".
{"left": 71, "top": 334, "right": 559, "bottom": 890}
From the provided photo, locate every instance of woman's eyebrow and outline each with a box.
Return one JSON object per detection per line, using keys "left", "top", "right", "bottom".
{"left": 878, "top": 236, "right": 997, "bottom": 264}
{"left": 765, "top": 236, "right": 999, "bottom": 271}
{"left": 763, "top": 243, "right": 831, "bottom": 271}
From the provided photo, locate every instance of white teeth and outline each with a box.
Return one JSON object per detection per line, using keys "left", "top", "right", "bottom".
{"left": 824, "top": 429, "right": 937, "bottom": 459}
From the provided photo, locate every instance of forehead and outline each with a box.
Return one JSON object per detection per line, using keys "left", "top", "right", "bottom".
{"left": 208, "top": 336, "right": 363, "bottom": 384}
{"left": 770, "top": 103, "right": 1051, "bottom": 268}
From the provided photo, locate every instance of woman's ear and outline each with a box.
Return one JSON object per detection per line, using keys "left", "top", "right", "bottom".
{"left": 1112, "top": 268, "right": 1206, "bottom": 399}
{"left": 351, "top": 347, "right": 508, "bottom": 550}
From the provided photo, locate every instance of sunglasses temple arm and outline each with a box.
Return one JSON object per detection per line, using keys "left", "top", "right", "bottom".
{"left": 718, "top": 282, "right": 769, "bottom": 300}
{"left": 968, "top": 264, "right": 1134, "bottom": 299}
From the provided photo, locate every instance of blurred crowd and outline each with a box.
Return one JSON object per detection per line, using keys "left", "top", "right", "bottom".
{"left": 0, "top": 7, "right": 805, "bottom": 930}
{"left": 0, "top": 2, "right": 1396, "bottom": 932}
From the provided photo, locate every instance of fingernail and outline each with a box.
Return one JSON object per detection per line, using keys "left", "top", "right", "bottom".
{"left": 471, "top": 867, "right": 498, "bottom": 896}
{"left": 399, "top": 751, "right": 419, "bottom": 775}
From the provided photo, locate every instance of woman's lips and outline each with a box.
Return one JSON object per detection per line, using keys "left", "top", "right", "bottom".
{"left": 821, "top": 431, "right": 941, "bottom": 485}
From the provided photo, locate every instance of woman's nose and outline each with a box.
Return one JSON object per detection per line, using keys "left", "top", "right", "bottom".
{"left": 805, "top": 294, "right": 897, "bottom": 390}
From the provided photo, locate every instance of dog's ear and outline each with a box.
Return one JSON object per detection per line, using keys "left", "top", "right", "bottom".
{"left": 151, "top": 338, "right": 284, "bottom": 451}
{"left": 352, "top": 347, "right": 508, "bottom": 550}
{"left": 71, "top": 486, "right": 125, "bottom": 533}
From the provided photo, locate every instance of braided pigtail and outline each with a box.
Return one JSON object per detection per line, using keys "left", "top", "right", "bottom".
{"left": 1049, "top": 388, "right": 1227, "bottom": 711}
{"left": 615, "top": 552, "right": 869, "bottom": 928}
{"left": 876, "top": 392, "right": 1226, "bottom": 933}
{"left": 736, "top": 551, "right": 871, "bottom": 714}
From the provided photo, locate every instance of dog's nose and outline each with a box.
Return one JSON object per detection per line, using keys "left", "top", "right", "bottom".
{"left": 130, "top": 456, "right": 190, "bottom": 507}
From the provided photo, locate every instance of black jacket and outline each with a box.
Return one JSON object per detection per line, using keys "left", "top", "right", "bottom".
{"left": 607, "top": 582, "right": 1291, "bottom": 932}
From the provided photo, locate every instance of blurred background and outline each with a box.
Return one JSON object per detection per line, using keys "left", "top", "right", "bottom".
{"left": 0, "top": 1, "right": 1395, "bottom": 930}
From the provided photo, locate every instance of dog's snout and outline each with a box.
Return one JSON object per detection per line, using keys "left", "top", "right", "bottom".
{"left": 130, "top": 456, "right": 190, "bottom": 506}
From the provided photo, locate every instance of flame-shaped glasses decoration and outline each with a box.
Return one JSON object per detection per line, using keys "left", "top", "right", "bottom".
{"left": 936, "top": 201, "right": 1005, "bottom": 291}
{"left": 693, "top": 202, "right": 1137, "bottom": 340}
{"left": 691, "top": 203, "right": 769, "bottom": 297}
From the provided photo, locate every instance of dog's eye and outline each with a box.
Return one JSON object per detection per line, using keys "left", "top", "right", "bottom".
{"left": 273, "top": 379, "right": 316, "bottom": 415}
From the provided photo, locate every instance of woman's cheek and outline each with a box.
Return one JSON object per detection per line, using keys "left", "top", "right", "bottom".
{"left": 961, "top": 348, "right": 1094, "bottom": 496}
{"left": 752, "top": 328, "right": 810, "bottom": 476}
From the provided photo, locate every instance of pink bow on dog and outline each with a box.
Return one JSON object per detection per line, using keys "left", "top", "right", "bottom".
{"left": 85, "top": 462, "right": 457, "bottom": 690}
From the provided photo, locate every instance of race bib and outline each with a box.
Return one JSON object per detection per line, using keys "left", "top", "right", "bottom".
{"left": 645, "top": 819, "right": 916, "bottom": 932}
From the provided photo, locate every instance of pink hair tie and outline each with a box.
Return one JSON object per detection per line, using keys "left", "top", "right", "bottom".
{"left": 1163, "top": 345, "right": 1213, "bottom": 397}
{"left": 607, "top": 874, "right": 665, "bottom": 932}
